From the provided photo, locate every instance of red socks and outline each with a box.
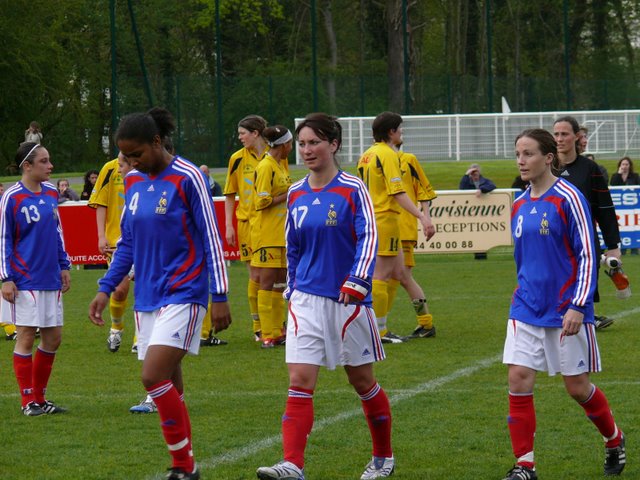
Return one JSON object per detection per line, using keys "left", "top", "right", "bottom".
{"left": 147, "top": 380, "right": 194, "bottom": 473}
{"left": 13, "top": 352, "right": 34, "bottom": 407}
{"left": 33, "top": 348, "right": 56, "bottom": 404}
{"left": 508, "top": 392, "right": 536, "bottom": 469}
{"left": 282, "top": 387, "right": 314, "bottom": 469}
{"left": 359, "top": 383, "right": 393, "bottom": 458}
{"left": 579, "top": 385, "right": 621, "bottom": 448}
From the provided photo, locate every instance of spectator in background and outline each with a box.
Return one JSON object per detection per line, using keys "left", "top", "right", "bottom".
{"left": 459, "top": 163, "right": 496, "bottom": 197}
{"left": 80, "top": 169, "right": 99, "bottom": 200}
{"left": 24, "top": 121, "right": 43, "bottom": 144}
{"left": 57, "top": 179, "right": 80, "bottom": 203}
{"left": 199, "top": 164, "right": 223, "bottom": 197}
{"left": 610, "top": 156, "right": 640, "bottom": 186}
{"left": 511, "top": 175, "right": 529, "bottom": 191}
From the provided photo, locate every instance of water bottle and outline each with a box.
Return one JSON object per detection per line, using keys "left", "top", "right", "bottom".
{"left": 601, "top": 256, "right": 631, "bottom": 299}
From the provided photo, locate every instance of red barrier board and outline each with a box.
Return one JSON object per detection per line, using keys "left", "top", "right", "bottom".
{"left": 58, "top": 199, "right": 240, "bottom": 265}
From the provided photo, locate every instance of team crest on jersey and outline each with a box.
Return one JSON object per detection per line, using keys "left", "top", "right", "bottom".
{"left": 325, "top": 204, "right": 337, "bottom": 226}
{"left": 155, "top": 191, "right": 168, "bottom": 214}
{"left": 539, "top": 212, "right": 549, "bottom": 235}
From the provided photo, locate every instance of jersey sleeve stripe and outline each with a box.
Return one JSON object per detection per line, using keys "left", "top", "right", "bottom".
{"left": 0, "top": 184, "right": 21, "bottom": 278}
{"left": 555, "top": 180, "right": 594, "bottom": 306}
{"left": 338, "top": 172, "right": 377, "bottom": 278}
{"left": 174, "top": 159, "right": 228, "bottom": 294}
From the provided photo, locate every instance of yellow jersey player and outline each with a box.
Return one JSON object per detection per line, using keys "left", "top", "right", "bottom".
{"left": 223, "top": 115, "right": 269, "bottom": 341}
{"left": 88, "top": 155, "right": 133, "bottom": 353}
{"left": 387, "top": 148, "right": 437, "bottom": 338}
{"left": 357, "top": 112, "right": 432, "bottom": 344}
{"left": 252, "top": 125, "right": 293, "bottom": 348}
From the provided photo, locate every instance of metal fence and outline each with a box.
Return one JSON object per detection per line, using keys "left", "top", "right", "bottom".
{"left": 295, "top": 110, "right": 640, "bottom": 164}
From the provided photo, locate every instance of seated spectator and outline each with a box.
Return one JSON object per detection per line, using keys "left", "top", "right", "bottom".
{"left": 610, "top": 156, "right": 640, "bottom": 186}
{"left": 81, "top": 169, "right": 99, "bottom": 200}
{"left": 459, "top": 163, "right": 496, "bottom": 197}
{"left": 57, "top": 179, "right": 80, "bottom": 203}
{"left": 199, "top": 164, "right": 223, "bottom": 196}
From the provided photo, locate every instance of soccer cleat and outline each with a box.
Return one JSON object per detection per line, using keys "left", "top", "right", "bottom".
{"left": 166, "top": 467, "right": 200, "bottom": 480}
{"left": 274, "top": 335, "right": 286, "bottom": 346}
{"left": 256, "top": 460, "right": 305, "bottom": 479}
{"left": 595, "top": 315, "right": 614, "bottom": 330}
{"left": 261, "top": 339, "right": 275, "bottom": 349}
{"left": 39, "top": 400, "right": 68, "bottom": 414}
{"left": 131, "top": 344, "right": 138, "bottom": 354}
{"left": 5, "top": 332, "right": 17, "bottom": 340}
{"left": 502, "top": 465, "right": 537, "bottom": 480}
{"left": 107, "top": 328, "right": 123, "bottom": 352}
{"left": 604, "top": 433, "right": 626, "bottom": 476}
{"left": 380, "top": 332, "right": 409, "bottom": 344}
{"left": 21, "top": 401, "right": 45, "bottom": 417}
{"left": 200, "top": 334, "right": 228, "bottom": 347}
{"left": 409, "top": 325, "right": 436, "bottom": 338}
{"left": 360, "top": 456, "right": 395, "bottom": 479}
{"left": 129, "top": 396, "right": 157, "bottom": 414}
{"left": 254, "top": 331, "right": 262, "bottom": 342}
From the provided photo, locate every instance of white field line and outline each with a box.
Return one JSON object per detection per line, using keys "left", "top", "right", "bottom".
{"left": 147, "top": 354, "right": 501, "bottom": 480}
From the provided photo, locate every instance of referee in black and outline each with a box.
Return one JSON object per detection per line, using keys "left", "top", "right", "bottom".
{"left": 552, "top": 115, "right": 622, "bottom": 330}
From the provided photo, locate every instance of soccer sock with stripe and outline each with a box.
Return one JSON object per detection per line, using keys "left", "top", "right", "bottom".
{"left": 579, "top": 384, "right": 621, "bottom": 448}
{"left": 258, "top": 290, "right": 274, "bottom": 341}
{"left": 147, "top": 380, "right": 194, "bottom": 473}
{"left": 248, "top": 279, "right": 261, "bottom": 334}
{"left": 33, "top": 347, "right": 56, "bottom": 404}
{"left": 372, "top": 280, "right": 389, "bottom": 336}
{"left": 359, "top": 383, "right": 393, "bottom": 458}
{"left": 176, "top": 389, "right": 192, "bottom": 446}
{"left": 200, "top": 302, "right": 212, "bottom": 339}
{"left": 508, "top": 392, "right": 536, "bottom": 469}
{"left": 109, "top": 296, "right": 127, "bottom": 331}
{"left": 13, "top": 352, "right": 34, "bottom": 407}
{"left": 386, "top": 278, "right": 400, "bottom": 314}
{"left": 282, "top": 387, "right": 314, "bottom": 469}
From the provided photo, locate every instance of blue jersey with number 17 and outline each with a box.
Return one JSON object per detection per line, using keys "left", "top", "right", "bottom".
{"left": 285, "top": 171, "right": 377, "bottom": 305}
{"left": 510, "top": 178, "right": 596, "bottom": 327}
{"left": 98, "top": 156, "right": 228, "bottom": 311}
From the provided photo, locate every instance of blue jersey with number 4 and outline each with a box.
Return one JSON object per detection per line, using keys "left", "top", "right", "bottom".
{"left": 285, "top": 171, "right": 377, "bottom": 305}
{"left": 510, "top": 178, "right": 596, "bottom": 327}
{"left": 98, "top": 156, "right": 228, "bottom": 311}
{"left": 0, "top": 182, "right": 70, "bottom": 289}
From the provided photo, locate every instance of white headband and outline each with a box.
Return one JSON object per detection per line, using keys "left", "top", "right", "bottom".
{"left": 268, "top": 130, "right": 292, "bottom": 147}
{"left": 19, "top": 144, "right": 40, "bottom": 168}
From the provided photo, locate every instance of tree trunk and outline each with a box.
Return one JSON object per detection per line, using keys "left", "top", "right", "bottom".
{"left": 386, "top": 0, "right": 405, "bottom": 112}
{"left": 321, "top": 0, "right": 338, "bottom": 112}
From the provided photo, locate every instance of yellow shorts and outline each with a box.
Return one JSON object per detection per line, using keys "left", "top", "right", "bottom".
{"left": 375, "top": 213, "right": 401, "bottom": 257}
{"left": 251, "top": 247, "right": 287, "bottom": 269}
{"left": 237, "top": 219, "right": 252, "bottom": 262}
{"left": 402, "top": 240, "right": 416, "bottom": 267}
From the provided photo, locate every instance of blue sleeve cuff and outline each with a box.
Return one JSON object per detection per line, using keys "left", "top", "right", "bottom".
{"left": 210, "top": 294, "right": 228, "bottom": 303}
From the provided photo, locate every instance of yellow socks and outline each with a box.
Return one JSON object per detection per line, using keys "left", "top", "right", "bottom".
{"left": 386, "top": 278, "right": 400, "bottom": 314}
{"left": 257, "top": 290, "right": 273, "bottom": 340}
{"left": 248, "top": 279, "right": 261, "bottom": 334}
{"left": 372, "top": 279, "right": 389, "bottom": 336}
{"left": 201, "top": 302, "right": 213, "bottom": 339}
{"left": 109, "top": 296, "right": 127, "bottom": 331}
{"left": 271, "top": 291, "right": 285, "bottom": 338}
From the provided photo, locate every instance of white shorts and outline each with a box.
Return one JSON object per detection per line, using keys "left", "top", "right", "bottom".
{"left": 134, "top": 304, "right": 205, "bottom": 361}
{"left": 0, "top": 290, "right": 63, "bottom": 328}
{"left": 286, "top": 290, "right": 385, "bottom": 370}
{"left": 502, "top": 319, "right": 601, "bottom": 376}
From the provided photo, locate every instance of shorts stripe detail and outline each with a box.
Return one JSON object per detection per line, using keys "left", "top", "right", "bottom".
{"left": 182, "top": 304, "right": 200, "bottom": 350}
{"left": 359, "top": 382, "right": 381, "bottom": 401}
{"left": 134, "top": 311, "right": 141, "bottom": 337}
{"left": 288, "top": 302, "right": 298, "bottom": 335}
{"left": 341, "top": 305, "right": 361, "bottom": 341}
{"left": 365, "top": 307, "right": 384, "bottom": 361}
{"left": 585, "top": 323, "right": 599, "bottom": 371}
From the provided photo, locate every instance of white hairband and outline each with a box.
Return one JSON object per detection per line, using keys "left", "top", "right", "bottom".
{"left": 268, "top": 129, "right": 292, "bottom": 147}
{"left": 19, "top": 144, "right": 40, "bottom": 168}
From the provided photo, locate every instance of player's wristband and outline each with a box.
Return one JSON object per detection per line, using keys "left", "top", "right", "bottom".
{"left": 210, "top": 294, "right": 228, "bottom": 303}
{"left": 340, "top": 275, "right": 371, "bottom": 301}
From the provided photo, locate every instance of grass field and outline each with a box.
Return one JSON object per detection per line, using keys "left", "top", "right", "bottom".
{"left": 0, "top": 250, "right": 637, "bottom": 480}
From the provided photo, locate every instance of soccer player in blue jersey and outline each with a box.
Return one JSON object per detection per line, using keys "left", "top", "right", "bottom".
{"left": 502, "top": 129, "right": 625, "bottom": 480}
{"left": 1, "top": 142, "right": 71, "bottom": 416}
{"left": 257, "top": 113, "right": 394, "bottom": 480}
{"left": 88, "top": 108, "right": 231, "bottom": 480}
